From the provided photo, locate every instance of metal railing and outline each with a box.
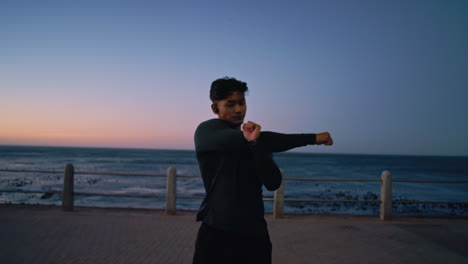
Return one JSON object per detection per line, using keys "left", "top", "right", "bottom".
{"left": 1, "top": 165, "right": 467, "bottom": 220}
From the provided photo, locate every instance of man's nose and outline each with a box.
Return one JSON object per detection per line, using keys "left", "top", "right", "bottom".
{"left": 234, "top": 105, "right": 243, "bottom": 113}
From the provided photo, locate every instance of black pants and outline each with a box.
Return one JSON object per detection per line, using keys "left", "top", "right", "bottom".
{"left": 192, "top": 222, "right": 272, "bottom": 264}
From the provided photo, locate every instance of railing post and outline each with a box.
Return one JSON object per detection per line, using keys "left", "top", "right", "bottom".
{"left": 273, "top": 169, "right": 285, "bottom": 219}
{"left": 62, "top": 164, "right": 74, "bottom": 211}
{"left": 380, "top": 170, "right": 392, "bottom": 221}
{"left": 166, "top": 167, "right": 177, "bottom": 215}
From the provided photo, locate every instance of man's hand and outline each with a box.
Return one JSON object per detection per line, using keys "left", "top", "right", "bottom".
{"left": 242, "top": 121, "right": 261, "bottom": 142}
{"left": 316, "top": 132, "right": 333, "bottom": 146}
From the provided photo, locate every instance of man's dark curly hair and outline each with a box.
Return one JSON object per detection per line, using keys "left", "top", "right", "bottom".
{"left": 210, "top": 77, "right": 248, "bottom": 102}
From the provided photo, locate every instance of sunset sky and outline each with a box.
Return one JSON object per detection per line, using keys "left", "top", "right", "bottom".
{"left": 1, "top": 0, "right": 467, "bottom": 156}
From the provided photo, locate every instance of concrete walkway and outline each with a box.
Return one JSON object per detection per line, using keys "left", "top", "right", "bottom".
{"left": 1, "top": 204, "right": 467, "bottom": 264}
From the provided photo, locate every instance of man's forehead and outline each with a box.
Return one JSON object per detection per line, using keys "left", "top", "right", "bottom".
{"left": 226, "top": 92, "right": 245, "bottom": 101}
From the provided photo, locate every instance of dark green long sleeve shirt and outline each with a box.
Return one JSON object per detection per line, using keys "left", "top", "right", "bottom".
{"left": 194, "top": 118, "right": 316, "bottom": 234}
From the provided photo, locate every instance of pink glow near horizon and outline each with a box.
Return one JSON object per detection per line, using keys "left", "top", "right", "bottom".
{"left": 2, "top": 88, "right": 205, "bottom": 149}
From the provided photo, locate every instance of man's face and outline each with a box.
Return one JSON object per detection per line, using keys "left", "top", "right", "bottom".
{"left": 214, "top": 91, "right": 247, "bottom": 126}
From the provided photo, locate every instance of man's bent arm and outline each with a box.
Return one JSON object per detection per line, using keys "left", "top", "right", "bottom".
{"left": 249, "top": 141, "right": 282, "bottom": 191}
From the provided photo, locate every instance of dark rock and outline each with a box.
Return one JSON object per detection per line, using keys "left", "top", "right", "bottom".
{"left": 40, "top": 192, "right": 55, "bottom": 199}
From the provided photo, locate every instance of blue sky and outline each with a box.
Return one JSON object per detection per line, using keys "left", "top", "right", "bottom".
{"left": 1, "top": 0, "right": 467, "bottom": 156}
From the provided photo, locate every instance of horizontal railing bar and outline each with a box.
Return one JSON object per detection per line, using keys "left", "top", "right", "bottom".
{"left": 283, "top": 199, "right": 382, "bottom": 203}
{"left": 0, "top": 189, "right": 62, "bottom": 194}
{"left": 177, "top": 175, "right": 201, "bottom": 178}
{"left": 393, "top": 180, "right": 468, "bottom": 184}
{"left": 75, "top": 172, "right": 166, "bottom": 177}
{"left": 74, "top": 192, "right": 166, "bottom": 198}
{"left": 284, "top": 178, "right": 380, "bottom": 182}
{"left": 0, "top": 169, "right": 62, "bottom": 174}
{"left": 394, "top": 200, "right": 468, "bottom": 205}
{"left": 0, "top": 169, "right": 167, "bottom": 177}
{"left": 176, "top": 196, "right": 204, "bottom": 199}
{"left": 2, "top": 169, "right": 467, "bottom": 184}
{"left": 0, "top": 169, "right": 188, "bottom": 178}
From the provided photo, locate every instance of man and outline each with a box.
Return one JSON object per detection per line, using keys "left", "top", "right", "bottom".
{"left": 192, "top": 77, "right": 333, "bottom": 264}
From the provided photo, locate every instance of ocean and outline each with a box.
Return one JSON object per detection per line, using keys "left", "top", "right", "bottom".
{"left": 0, "top": 145, "right": 467, "bottom": 216}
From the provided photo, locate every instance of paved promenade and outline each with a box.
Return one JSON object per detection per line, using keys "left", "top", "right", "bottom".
{"left": 1, "top": 204, "right": 467, "bottom": 264}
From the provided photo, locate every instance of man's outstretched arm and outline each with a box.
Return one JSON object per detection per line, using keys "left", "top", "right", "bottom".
{"left": 260, "top": 131, "right": 333, "bottom": 153}
{"left": 242, "top": 121, "right": 333, "bottom": 190}
{"left": 243, "top": 119, "right": 333, "bottom": 153}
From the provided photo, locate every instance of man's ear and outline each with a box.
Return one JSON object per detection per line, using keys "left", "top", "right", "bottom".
{"left": 211, "top": 103, "right": 218, "bottom": 114}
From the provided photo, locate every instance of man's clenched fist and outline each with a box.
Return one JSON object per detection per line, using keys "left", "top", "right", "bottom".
{"left": 242, "top": 121, "right": 261, "bottom": 142}
{"left": 316, "top": 132, "right": 333, "bottom": 146}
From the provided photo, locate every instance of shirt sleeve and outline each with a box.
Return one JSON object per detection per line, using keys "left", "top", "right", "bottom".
{"left": 259, "top": 131, "right": 316, "bottom": 153}
{"left": 249, "top": 141, "right": 283, "bottom": 191}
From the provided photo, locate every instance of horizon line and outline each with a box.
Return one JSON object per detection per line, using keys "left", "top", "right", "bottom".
{"left": 1, "top": 144, "right": 466, "bottom": 158}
